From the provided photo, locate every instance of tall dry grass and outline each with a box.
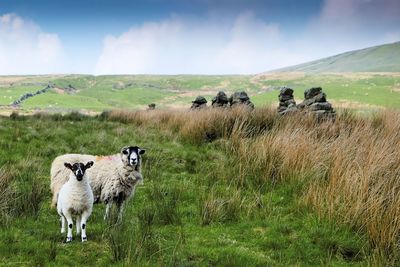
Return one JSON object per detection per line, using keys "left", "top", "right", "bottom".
{"left": 104, "top": 107, "right": 400, "bottom": 254}
{"left": 225, "top": 110, "right": 400, "bottom": 254}
{"left": 103, "top": 106, "right": 277, "bottom": 143}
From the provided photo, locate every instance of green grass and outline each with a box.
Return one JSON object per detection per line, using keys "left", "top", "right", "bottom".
{"left": 0, "top": 86, "right": 45, "bottom": 105}
{"left": 1, "top": 73, "right": 399, "bottom": 112}
{"left": 0, "top": 113, "right": 373, "bottom": 266}
{"left": 252, "top": 73, "right": 400, "bottom": 108}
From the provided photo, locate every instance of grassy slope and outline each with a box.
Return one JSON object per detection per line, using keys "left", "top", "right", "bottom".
{"left": 252, "top": 73, "right": 400, "bottom": 108}
{"left": 0, "top": 113, "right": 370, "bottom": 266}
{"left": 1, "top": 75, "right": 259, "bottom": 111}
{"left": 275, "top": 42, "right": 400, "bottom": 73}
{"left": 0, "top": 72, "right": 399, "bottom": 113}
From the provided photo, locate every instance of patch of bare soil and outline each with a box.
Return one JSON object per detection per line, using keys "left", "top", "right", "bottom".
{"left": 53, "top": 88, "right": 65, "bottom": 94}
{"left": 253, "top": 72, "right": 306, "bottom": 82}
{"left": 52, "top": 87, "right": 80, "bottom": 95}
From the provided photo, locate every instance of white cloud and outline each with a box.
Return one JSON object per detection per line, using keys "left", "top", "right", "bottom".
{"left": 95, "top": 11, "right": 306, "bottom": 74}
{"left": 95, "top": 2, "right": 400, "bottom": 75}
{"left": 96, "top": 19, "right": 183, "bottom": 74}
{"left": 0, "top": 13, "right": 65, "bottom": 75}
{"left": 3, "top": 2, "right": 397, "bottom": 75}
{"left": 299, "top": 0, "right": 400, "bottom": 57}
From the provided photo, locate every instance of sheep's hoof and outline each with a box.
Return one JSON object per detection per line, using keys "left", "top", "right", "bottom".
{"left": 65, "top": 237, "right": 72, "bottom": 243}
{"left": 82, "top": 237, "right": 87, "bottom": 242}
{"left": 61, "top": 229, "right": 65, "bottom": 234}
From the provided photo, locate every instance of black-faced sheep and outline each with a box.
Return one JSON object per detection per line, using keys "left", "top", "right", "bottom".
{"left": 51, "top": 146, "right": 145, "bottom": 221}
{"left": 57, "top": 161, "right": 94, "bottom": 242}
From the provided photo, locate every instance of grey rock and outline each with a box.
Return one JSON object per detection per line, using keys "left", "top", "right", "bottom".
{"left": 298, "top": 98, "right": 316, "bottom": 108}
{"left": 310, "top": 102, "right": 332, "bottom": 111}
{"left": 278, "top": 106, "right": 287, "bottom": 112}
{"left": 212, "top": 91, "right": 229, "bottom": 107}
{"left": 279, "top": 87, "right": 294, "bottom": 96}
{"left": 230, "top": 91, "right": 250, "bottom": 103}
{"left": 279, "top": 99, "right": 296, "bottom": 107}
{"left": 284, "top": 99, "right": 296, "bottom": 106}
{"left": 314, "top": 92, "right": 327, "bottom": 103}
{"left": 277, "top": 87, "right": 298, "bottom": 114}
{"left": 229, "top": 91, "right": 254, "bottom": 109}
{"left": 191, "top": 96, "right": 208, "bottom": 109}
{"left": 304, "top": 87, "right": 322, "bottom": 99}
{"left": 190, "top": 103, "right": 207, "bottom": 110}
{"left": 279, "top": 95, "right": 293, "bottom": 102}
{"left": 192, "top": 96, "right": 207, "bottom": 104}
{"left": 279, "top": 106, "right": 298, "bottom": 115}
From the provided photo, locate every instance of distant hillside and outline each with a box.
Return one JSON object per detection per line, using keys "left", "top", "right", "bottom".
{"left": 274, "top": 42, "right": 400, "bottom": 73}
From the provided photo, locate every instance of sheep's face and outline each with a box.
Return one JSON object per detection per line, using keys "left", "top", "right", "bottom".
{"left": 64, "top": 161, "right": 94, "bottom": 181}
{"left": 121, "top": 146, "right": 146, "bottom": 167}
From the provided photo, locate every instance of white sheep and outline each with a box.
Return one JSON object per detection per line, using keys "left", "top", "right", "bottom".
{"left": 57, "top": 161, "right": 94, "bottom": 242}
{"left": 51, "top": 146, "right": 145, "bottom": 221}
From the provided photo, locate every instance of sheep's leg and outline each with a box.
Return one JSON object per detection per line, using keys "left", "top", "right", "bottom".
{"left": 80, "top": 210, "right": 90, "bottom": 242}
{"left": 76, "top": 215, "right": 81, "bottom": 235}
{"left": 117, "top": 202, "right": 125, "bottom": 222}
{"left": 60, "top": 215, "right": 66, "bottom": 234}
{"left": 64, "top": 212, "right": 73, "bottom": 243}
{"left": 104, "top": 202, "right": 112, "bottom": 221}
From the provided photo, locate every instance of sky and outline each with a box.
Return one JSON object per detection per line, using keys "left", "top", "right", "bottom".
{"left": 0, "top": 0, "right": 399, "bottom": 75}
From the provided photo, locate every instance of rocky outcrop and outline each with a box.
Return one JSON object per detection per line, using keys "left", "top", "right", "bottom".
{"left": 211, "top": 91, "right": 229, "bottom": 108}
{"left": 298, "top": 87, "right": 335, "bottom": 119}
{"left": 63, "top": 84, "right": 77, "bottom": 94}
{"left": 277, "top": 87, "right": 297, "bottom": 114}
{"left": 190, "top": 96, "right": 208, "bottom": 109}
{"left": 229, "top": 91, "right": 254, "bottom": 109}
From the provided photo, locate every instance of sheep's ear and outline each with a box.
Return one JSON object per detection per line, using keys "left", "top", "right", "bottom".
{"left": 64, "top": 163, "right": 73, "bottom": 170}
{"left": 139, "top": 149, "right": 146, "bottom": 155}
{"left": 85, "top": 161, "right": 94, "bottom": 169}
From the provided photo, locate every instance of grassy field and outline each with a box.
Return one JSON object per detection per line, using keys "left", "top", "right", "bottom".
{"left": 0, "top": 72, "right": 399, "bottom": 113}
{"left": 1, "top": 108, "right": 400, "bottom": 266}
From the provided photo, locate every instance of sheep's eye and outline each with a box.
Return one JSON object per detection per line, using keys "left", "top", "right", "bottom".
{"left": 122, "top": 150, "right": 129, "bottom": 155}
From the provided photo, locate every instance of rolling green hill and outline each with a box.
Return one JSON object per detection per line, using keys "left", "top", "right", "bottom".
{"left": 274, "top": 42, "right": 400, "bottom": 73}
{"left": 0, "top": 72, "right": 399, "bottom": 113}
